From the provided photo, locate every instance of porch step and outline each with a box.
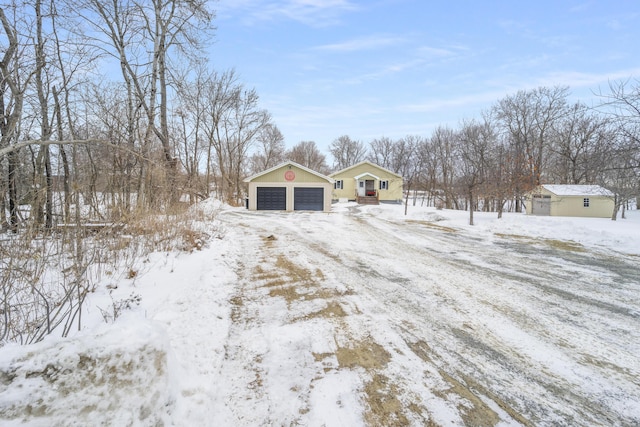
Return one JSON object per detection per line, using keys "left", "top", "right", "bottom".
{"left": 357, "top": 196, "right": 379, "bottom": 205}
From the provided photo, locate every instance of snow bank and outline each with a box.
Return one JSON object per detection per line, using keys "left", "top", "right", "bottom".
{"left": 360, "top": 203, "right": 640, "bottom": 255}
{"left": 0, "top": 318, "right": 176, "bottom": 426}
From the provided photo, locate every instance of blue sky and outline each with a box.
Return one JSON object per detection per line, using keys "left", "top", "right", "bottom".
{"left": 212, "top": 0, "right": 640, "bottom": 151}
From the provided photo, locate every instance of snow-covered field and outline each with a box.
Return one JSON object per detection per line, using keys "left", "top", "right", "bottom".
{"left": 1, "top": 201, "right": 639, "bottom": 426}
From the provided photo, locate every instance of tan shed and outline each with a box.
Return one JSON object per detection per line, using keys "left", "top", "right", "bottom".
{"left": 330, "top": 161, "right": 403, "bottom": 204}
{"left": 244, "top": 161, "right": 334, "bottom": 212}
{"left": 526, "top": 185, "right": 614, "bottom": 218}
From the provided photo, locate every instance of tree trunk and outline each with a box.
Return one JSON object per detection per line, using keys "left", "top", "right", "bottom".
{"left": 7, "top": 149, "right": 19, "bottom": 231}
{"left": 53, "top": 88, "right": 71, "bottom": 222}
{"left": 468, "top": 189, "right": 474, "bottom": 226}
{"left": 44, "top": 146, "right": 53, "bottom": 229}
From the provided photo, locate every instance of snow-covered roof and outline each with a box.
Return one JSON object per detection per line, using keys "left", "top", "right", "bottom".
{"left": 542, "top": 184, "right": 614, "bottom": 197}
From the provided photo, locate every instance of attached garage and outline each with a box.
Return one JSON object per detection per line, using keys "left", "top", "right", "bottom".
{"left": 244, "top": 161, "right": 334, "bottom": 212}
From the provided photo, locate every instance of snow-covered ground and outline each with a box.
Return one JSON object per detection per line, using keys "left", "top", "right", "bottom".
{"left": 1, "top": 201, "right": 639, "bottom": 426}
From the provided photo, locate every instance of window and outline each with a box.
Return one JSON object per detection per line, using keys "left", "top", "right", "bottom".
{"left": 379, "top": 180, "right": 389, "bottom": 190}
{"left": 583, "top": 198, "right": 590, "bottom": 207}
{"left": 334, "top": 180, "right": 343, "bottom": 190}
{"left": 359, "top": 181, "right": 364, "bottom": 188}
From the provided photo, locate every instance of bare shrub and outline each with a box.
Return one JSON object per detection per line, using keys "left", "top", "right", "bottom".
{"left": 98, "top": 292, "right": 142, "bottom": 323}
{"left": 1, "top": 200, "right": 222, "bottom": 346}
{"left": 0, "top": 230, "right": 91, "bottom": 345}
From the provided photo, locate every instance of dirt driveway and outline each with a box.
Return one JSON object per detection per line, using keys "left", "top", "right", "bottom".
{"left": 215, "top": 206, "right": 640, "bottom": 426}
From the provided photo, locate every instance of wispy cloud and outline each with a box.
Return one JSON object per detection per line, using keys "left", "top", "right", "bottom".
{"left": 402, "top": 67, "right": 640, "bottom": 116}
{"left": 417, "top": 46, "right": 458, "bottom": 58}
{"left": 401, "top": 90, "right": 508, "bottom": 114}
{"left": 218, "top": 0, "right": 359, "bottom": 27}
{"left": 533, "top": 68, "right": 640, "bottom": 90}
{"left": 569, "top": 1, "right": 594, "bottom": 13}
{"left": 314, "top": 34, "right": 406, "bottom": 52}
{"left": 341, "top": 58, "right": 428, "bottom": 85}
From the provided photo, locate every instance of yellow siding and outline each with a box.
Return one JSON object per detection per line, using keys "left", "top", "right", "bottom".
{"left": 550, "top": 196, "right": 613, "bottom": 217}
{"left": 330, "top": 163, "right": 403, "bottom": 202}
{"left": 252, "top": 165, "right": 324, "bottom": 183}
{"left": 245, "top": 163, "right": 334, "bottom": 212}
{"left": 527, "top": 187, "right": 614, "bottom": 218}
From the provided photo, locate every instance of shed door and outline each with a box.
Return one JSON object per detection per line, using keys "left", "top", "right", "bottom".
{"left": 532, "top": 195, "right": 551, "bottom": 215}
{"left": 257, "top": 187, "right": 286, "bottom": 210}
{"left": 294, "top": 187, "right": 324, "bottom": 211}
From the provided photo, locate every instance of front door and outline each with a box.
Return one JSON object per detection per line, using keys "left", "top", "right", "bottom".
{"left": 357, "top": 180, "right": 375, "bottom": 197}
{"left": 357, "top": 180, "right": 366, "bottom": 197}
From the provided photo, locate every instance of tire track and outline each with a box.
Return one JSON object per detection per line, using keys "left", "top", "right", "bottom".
{"left": 218, "top": 208, "right": 640, "bottom": 426}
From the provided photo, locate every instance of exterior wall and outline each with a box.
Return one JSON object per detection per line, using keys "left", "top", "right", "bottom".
{"left": 550, "top": 195, "right": 613, "bottom": 218}
{"left": 246, "top": 164, "right": 333, "bottom": 212}
{"left": 527, "top": 187, "right": 614, "bottom": 218}
{"left": 330, "top": 163, "right": 403, "bottom": 202}
{"left": 251, "top": 165, "right": 323, "bottom": 184}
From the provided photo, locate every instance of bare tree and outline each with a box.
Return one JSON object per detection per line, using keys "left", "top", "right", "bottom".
{"left": 494, "top": 86, "right": 569, "bottom": 211}
{"left": 142, "top": 0, "right": 214, "bottom": 200}
{"left": 190, "top": 69, "right": 269, "bottom": 204}
{"left": 224, "top": 88, "right": 271, "bottom": 204}
{"left": 395, "top": 135, "right": 421, "bottom": 215}
{"left": 430, "top": 126, "right": 458, "bottom": 209}
{"left": 1, "top": 5, "right": 33, "bottom": 231}
{"left": 606, "top": 144, "right": 639, "bottom": 220}
{"left": 287, "top": 141, "right": 329, "bottom": 174}
{"left": 596, "top": 79, "right": 640, "bottom": 219}
{"left": 249, "top": 123, "right": 286, "bottom": 173}
{"left": 31, "top": 0, "right": 56, "bottom": 229}
{"left": 414, "top": 137, "right": 439, "bottom": 207}
{"left": 76, "top": 0, "right": 214, "bottom": 205}
{"left": 391, "top": 135, "right": 419, "bottom": 177}
{"left": 197, "top": 69, "right": 240, "bottom": 200}
{"left": 368, "top": 136, "right": 394, "bottom": 170}
{"left": 456, "top": 118, "right": 494, "bottom": 225}
{"left": 548, "top": 102, "right": 613, "bottom": 185}
{"left": 329, "top": 135, "right": 367, "bottom": 171}
{"left": 484, "top": 135, "right": 514, "bottom": 218}
{"left": 173, "top": 65, "right": 216, "bottom": 202}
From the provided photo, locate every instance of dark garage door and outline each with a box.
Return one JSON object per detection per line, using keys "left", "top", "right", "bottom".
{"left": 257, "top": 187, "right": 286, "bottom": 210}
{"left": 294, "top": 187, "right": 324, "bottom": 211}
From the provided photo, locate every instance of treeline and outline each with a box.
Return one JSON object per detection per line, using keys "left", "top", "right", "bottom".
{"left": 2, "top": 2, "right": 640, "bottom": 233}
{"left": 1, "top": 1, "right": 271, "bottom": 232}
{"left": 255, "top": 85, "right": 640, "bottom": 222}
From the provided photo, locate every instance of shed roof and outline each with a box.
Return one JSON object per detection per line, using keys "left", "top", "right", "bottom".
{"left": 243, "top": 160, "right": 334, "bottom": 183}
{"left": 542, "top": 184, "right": 614, "bottom": 197}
